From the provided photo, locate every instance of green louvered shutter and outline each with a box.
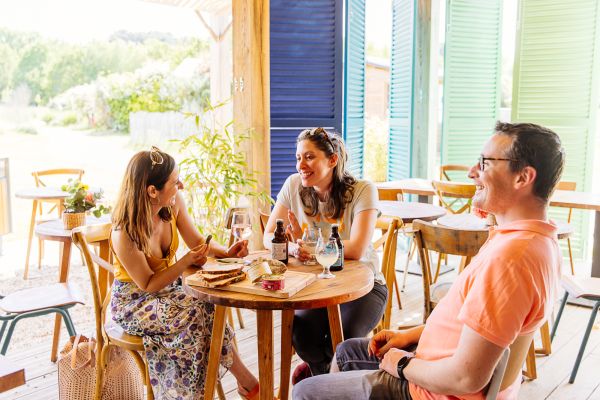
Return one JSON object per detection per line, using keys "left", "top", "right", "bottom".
{"left": 441, "top": 0, "right": 503, "bottom": 169}
{"left": 344, "top": 0, "right": 366, "bottom": 177}
{"left": 388, "top": 0, "right": 415, "bottom": 180}
{"left": 512, "top": 0, "right": 600, "bottom": 258}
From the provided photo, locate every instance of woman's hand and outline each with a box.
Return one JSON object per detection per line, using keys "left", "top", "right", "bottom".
{"left": 287, "top": 210, "right": 303, "bottom": 241}
{"left": 226, "top": 240, "right": 249, "bottom": 258}
{"left": 295, "top": 239, "right": 312, "bottom": 262}
{"left": 185, "top": 243, "right": 209, "bottom": 267}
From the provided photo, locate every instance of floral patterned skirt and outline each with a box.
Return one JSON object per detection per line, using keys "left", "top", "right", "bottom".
{"left": 111, "top": 279, "right": 235, "bottom": 400}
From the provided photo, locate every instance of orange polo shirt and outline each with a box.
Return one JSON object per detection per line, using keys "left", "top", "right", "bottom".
{"left": 409, "top": 220, "right": 561, "bottom": 400}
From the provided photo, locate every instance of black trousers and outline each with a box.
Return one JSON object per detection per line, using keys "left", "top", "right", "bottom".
{"left": 292, "top": 282, "right": 388, "bottom": 375}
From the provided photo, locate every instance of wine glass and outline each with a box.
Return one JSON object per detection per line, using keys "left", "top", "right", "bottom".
{"left": 315, "top": 236, "right": 338, "bottom": 279}
{"left": 231, "top": 211, "right": 252, "bottom": 242}
{"left": 301, "top": 227, "right": 320, "bottom": 265}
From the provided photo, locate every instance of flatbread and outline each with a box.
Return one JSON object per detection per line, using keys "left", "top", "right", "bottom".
{"left": 201, "top": 264, "right": 244, "bottom": 275}
{"left": 200, "top": 272, "right": 247, "bottom": 288}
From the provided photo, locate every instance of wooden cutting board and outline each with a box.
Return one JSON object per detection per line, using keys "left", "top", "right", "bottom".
{"left": 186, "top": 269, "right": 316, "bottom": 299}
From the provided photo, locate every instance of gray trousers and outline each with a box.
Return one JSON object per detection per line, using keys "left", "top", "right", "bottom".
{"left": 292, "top": 338, "right": 412, "bottom": 400}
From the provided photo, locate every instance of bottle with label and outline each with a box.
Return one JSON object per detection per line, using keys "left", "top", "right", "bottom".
{"left": 271, "top": 219, "right": 288, "bottom": 264}
{"left": 329, "top": 224, "right": 344, "bottom": 271}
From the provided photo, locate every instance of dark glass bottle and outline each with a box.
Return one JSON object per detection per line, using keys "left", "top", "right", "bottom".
{"left": 271, "top": 219, "right": 288, "bottom": 264}
{"left": 329, "top": 224, "right": 344, "bottom": 271}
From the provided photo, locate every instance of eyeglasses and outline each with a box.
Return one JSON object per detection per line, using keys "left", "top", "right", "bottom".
{"left": 478, "top": 156, "right": 518, "bottom": 171}
{"left": 150, "top": 146, "right": 163, "bottom": 168}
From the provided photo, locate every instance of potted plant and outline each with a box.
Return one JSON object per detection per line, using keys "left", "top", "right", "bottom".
{"left": 61, "top": 179, "right": 110, "bottom": 229}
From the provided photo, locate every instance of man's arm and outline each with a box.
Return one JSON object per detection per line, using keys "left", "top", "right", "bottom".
{"left": 403, "top": 325, "right": 504, "bottom": 395}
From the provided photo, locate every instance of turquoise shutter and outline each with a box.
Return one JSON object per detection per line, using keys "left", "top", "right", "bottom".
{"left": 512, "top": 0, "right": 600, "bottom": 258}
{"left": 270, "top": 0, "right": 343, "bottom": 197}
{"left": 344, "top": 0, "right": 366, "bottom": 177}
{"left": 441, "top": 0, "right": 503, "bottom": 167}
{"left": 388, "top": 0, "right": 415, "bottom": 180}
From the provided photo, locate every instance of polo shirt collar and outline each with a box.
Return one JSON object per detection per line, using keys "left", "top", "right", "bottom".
{"left": 490, "top": 219, "right": 558, "bottom": 239}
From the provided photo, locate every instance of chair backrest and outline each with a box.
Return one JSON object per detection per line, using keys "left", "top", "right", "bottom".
{"left": 224, "top": 206, "right": 250, "bottom": 247}
{"left": 71, "top": 222, "right": 113, "bottom": 350}
{"left": 412, "top": 219, "right": 489, "bottom": 320}
{"left": 259, "top": 211, "right": 270, "bottom": 236}
{"left": 377, "top": 187, "right": 404, "bottom": 202}
{"left": 556, "top": 181, "right": 576, "bottom": 222}
{"left": 439, "top": 164, "right": 470, "bottom": 181}
{"left": 372, "top": 217, "right": 402, "bottom": 331}
{"left": 485, "top": 333, "right": 533, "bottom": 400}
{"left": 432, "top": 180, "right": 476, "bottom": 214}
{"left": 32, "top": 168, "right": 84, "bottom": 188}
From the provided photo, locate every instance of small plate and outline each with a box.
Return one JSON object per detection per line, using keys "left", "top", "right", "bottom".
{"left": 216, "top": 258, "right": 245, "bottom": 264}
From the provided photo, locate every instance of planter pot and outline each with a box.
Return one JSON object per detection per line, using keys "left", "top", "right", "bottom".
{"left": 62, "top": 212, "right": 86, "bottom": 230}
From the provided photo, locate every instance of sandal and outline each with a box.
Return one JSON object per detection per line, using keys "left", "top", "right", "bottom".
{"left": 238, "top": 384, "right": 259, "bottom": 400}
{"left": 291, "top": 362, "right": 313, "bottom": 385}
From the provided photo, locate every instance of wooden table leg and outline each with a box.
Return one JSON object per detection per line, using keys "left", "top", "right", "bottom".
{"left": 278, "top": 310, "right": 294, "bottom": 400}
{"left": 51, "top": 241, "right": 71, "bottom": 362}
{"left": 327, "top": 305, "right": 344, "bottom": 353}
{"left": 23, "top": 200, "right": 38, "bottom": 279}
{"left": 204, "top": 305, "right": 227, "bottom": 400}
{"left": 257, "top": 309, "right": 273, "bottom": 400}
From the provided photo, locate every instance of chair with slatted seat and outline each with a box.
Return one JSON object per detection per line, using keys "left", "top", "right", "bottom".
{"left": 439, "top": 164, "right": 470, "bottom": 182}
{"left": 555, "top": 181, "right": 577, "bottom": 275}
{"left": 23, "top": 168, "right": 84, "bottom": 279}
{"left": 0, "top": 283, "right": 83, "bottom": 357}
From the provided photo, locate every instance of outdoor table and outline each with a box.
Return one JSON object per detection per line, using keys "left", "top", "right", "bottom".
{"left": 15, "top": 187, "right": 69, "bottom": 279}
{"left": 182, "top": 252, "right": 374, "bottom": 400}
{"left": 0, "top": 356, "right": 25, "bottom": 393}
{"left": 378, "top": 200, "right": 447, "bottom": 223}
{"left": 377, "top": 178, "right": 437, "bottom": 203}
{"left": 34, "top": 215, "right": 111, "bottom": 362}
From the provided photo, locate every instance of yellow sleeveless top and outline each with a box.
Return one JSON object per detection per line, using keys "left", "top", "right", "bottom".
{"left": 111, "top": 216, "right": 179, "bottom": 283}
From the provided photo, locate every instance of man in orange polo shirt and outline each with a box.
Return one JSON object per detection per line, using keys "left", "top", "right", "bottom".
{"left": 293, "top": 121, "right": 565, "bottom": 400}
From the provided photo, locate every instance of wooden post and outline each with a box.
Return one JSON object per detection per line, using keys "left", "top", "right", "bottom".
{"left": 232, "top": 0, "right": 271, "bottom": 249}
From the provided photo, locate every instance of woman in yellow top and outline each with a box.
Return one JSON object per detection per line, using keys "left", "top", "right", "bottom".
{"left": 110, "top": 147, "right": 259, "bottom": 400}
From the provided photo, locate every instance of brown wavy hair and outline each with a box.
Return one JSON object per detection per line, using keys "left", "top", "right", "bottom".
{"left": 297, "top": 127, "right": 356, "bottom": 219}
{"left": 111, "top": 147, "right": 174, "bottom": 255}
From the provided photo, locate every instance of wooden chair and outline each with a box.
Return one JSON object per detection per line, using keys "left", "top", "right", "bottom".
{"left": 376, "top": 187, "right": 409, "bottom": 308}
{"left": 412, "top": 219, "right": 489, "bottom": 321}
{"left": 439, "top": 164, "right": 470, "bottom": 182}
{"left": 0, "top": 283, "right": 83, "bottom": 357}
{"left": 555, "top": 181, "right": 577, "bottom": 275}
{"left": 550, "top": 274, "right": 600, "bottom": 383}
{"left": 373, "top": 217, "right": 402, "bottom": 332}
{"left": 259, "top": 210, "right": 270, "bottom": 236}
{"left": 72, "top": 223, "right": 153, "bottom": 400}
{"left": 432, "top": 180, "right": 476, "bottom": 215}
{"left": 24, "top": 168, "right": 84, "bottom": 279}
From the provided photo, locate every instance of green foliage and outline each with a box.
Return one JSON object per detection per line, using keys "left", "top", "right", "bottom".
{"left": 61, "top": 179, "right": 111, "bottom": 217}
{"left": 364, "top": 117, "right": 389, "bottom": 182}
{"left": 16, "top": 125, "right": 38, "bottom": 135}
{"left": 173, "top": 102, "right": 273, "bottom": 244}
{"left": 59, "top": 112, "right": 78, "bottom": 126}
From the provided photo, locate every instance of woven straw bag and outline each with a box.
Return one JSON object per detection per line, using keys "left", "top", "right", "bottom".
{"left": 58, "top": 335, "right": 144, "bottom": 400}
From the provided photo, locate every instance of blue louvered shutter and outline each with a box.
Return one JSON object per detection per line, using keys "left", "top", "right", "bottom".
{"left": 387, "top": 0, "right": 415, "bottom": 180}
{"left": 344, "top": 0, "right": 366, "bottom": 177}
{"left": 441, "top": 0, "right": 503, "bottom": 167}
{"left": 512, "top": 0, "right": 600, "bottom": 258}
{"left": 270, "top": 0, "right": 343, "bottom": 197}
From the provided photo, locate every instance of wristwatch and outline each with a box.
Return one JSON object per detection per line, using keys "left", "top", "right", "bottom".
{"left": 396, "top": 352, "right": 415, "bottom": 381}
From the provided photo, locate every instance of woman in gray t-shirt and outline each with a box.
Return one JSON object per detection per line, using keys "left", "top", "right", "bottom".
{"left": 263, "top": 127, "right": 388, "bottom": 380}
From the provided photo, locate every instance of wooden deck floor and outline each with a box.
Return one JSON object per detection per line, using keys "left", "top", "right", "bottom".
{"left": 1, "top": 258, "right": 599, "bottom": 400}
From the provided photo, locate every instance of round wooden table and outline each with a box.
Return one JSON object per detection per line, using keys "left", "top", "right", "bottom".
{"left": 378, "top": 200, "right": 447, "bottom": 223}
{"left": 437, "top": 213, "right": 573, "bottom": 239}
{"left": 15, "top": 187, "right": 69, "bottom": 279}
{"left": 182, "top": 253, "right": 374, "bottom": 400}
{"left": 34, "top": 215, "right": 110, "bottom": 362}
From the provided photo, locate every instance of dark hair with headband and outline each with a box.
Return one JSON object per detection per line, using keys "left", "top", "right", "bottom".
{"left": 112, "top": 146, "right": 174, "bottom": 254}
{"left": 297, "top": 127, "right": 356, "bottom": 219}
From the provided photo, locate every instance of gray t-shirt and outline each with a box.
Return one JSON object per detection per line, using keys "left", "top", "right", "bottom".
{"left": 276, "top": 173, "right": 384, "bottom": 284}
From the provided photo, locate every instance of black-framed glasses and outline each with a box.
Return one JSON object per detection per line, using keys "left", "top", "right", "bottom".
{"left": 150, "top": 146, "right": 164, "bottom": 168}
{"left": 478, "top": 156, "right": 517, "bottom": 171}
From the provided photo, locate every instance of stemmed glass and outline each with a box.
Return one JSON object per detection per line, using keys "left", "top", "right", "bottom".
{"left": 315, "top": 236, "right": 338, "bottom": 279}
{"left": 231, "top": 211, "right": 252, "bottom": 242}
{"left": 301, "top": 226, "right": 320, "bottom": 265}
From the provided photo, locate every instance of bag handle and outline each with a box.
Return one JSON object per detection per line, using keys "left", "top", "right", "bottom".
{"left": 71, "top": 334, "right": 82, "bottom": 369}
{"left": 70, "top": 334, "right": 95, "bottom": 370}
